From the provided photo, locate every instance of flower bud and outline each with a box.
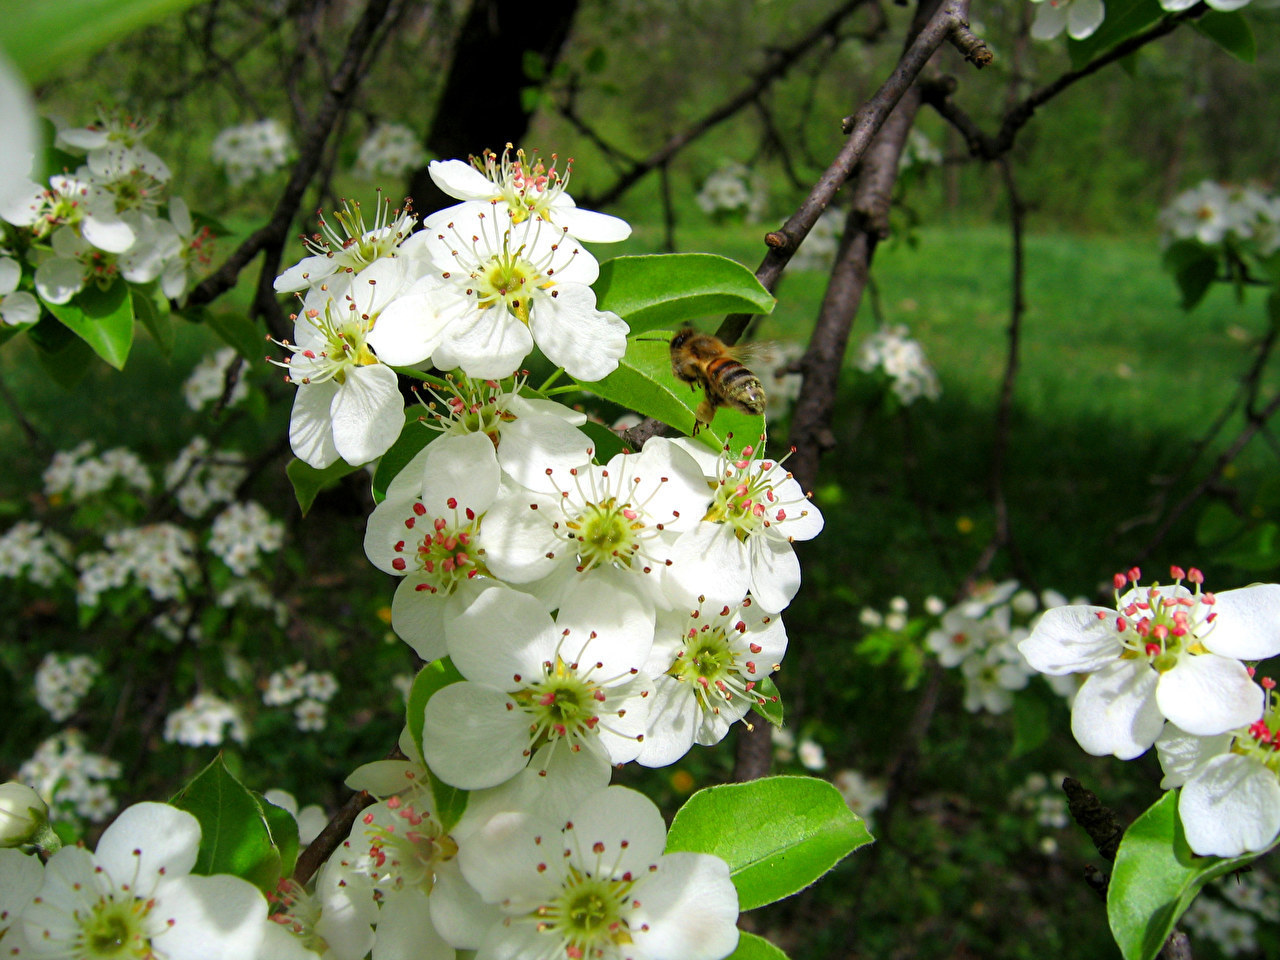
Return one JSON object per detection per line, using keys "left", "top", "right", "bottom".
{"left": 0, "top": 781, "right": 48, "bottom": 846}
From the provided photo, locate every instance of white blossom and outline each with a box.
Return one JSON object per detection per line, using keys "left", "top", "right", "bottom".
{"left": 164, "top": 693, "right": 248, "bottom": 747}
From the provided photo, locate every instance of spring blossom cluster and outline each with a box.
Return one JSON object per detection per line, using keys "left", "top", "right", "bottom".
{"left": 1019, "top": 566, "right": 1280, "bottom": 856}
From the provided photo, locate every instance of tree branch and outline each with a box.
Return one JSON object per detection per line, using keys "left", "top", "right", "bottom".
{"left": 186, "top": 0, "right": 398, "bottom": 326}
{"left": 580, "top": 0, "right": 880, "bottom": 210}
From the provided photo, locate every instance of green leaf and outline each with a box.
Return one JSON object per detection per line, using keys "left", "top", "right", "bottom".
{"left": 372, "top": 410, "right": 436, "bottom": 504}
{"left": 726, "top": 932, "right": 792, "bottom": 960}
{"left": 132, "top": 283, "right": 174, "bottom": 354}
{"left": 257, "top": 791, "right": 300, "bottom": 879}
{"left": 170, "top": 756, "right": 286, "bottom": 893}
{"left": 28, "top": 316, "right": 95, "bottom": 387}
{"left": 593, "top": 254, "right": 775, "bottom": 336}
{"left": 1107, "top": 791, "right": 1262, "bottom": 960}
{"left": 429, "top": 768, "right": 468, "bottom": 834}
{"left": 1066, "top": 0, "right": 1166, "bottom": 70}
{"left": 286, "top": 458, "right": 360, "bottom": 516}
{"left": 1161, "top": 239, "right": 1219, "bottom": 310}
{"left": 750, "top": 675, "right": 784, "bottom": 728}
{"left": 1192, "top": 10, "right": 1254, "bottom": 62}
{"left": 44, "top": 281, "right": 135, "bottom": 370}
{"left": 665, "top": 776, "right": 872, "bottom": 910}
{"left": 1, "top": 0, "right": 211, "bottom": 82}
{"left": 407, "top": 658, "right": 466, "bottom": 759}
{"left": 578, "top": 419, "right": 630, "bottom": 462}
{"left": 580, "top": 331, "right": 766, "bottom": 451}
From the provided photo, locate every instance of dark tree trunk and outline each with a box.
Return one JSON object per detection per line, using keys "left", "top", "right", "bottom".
{"left": 409, "top": 0, "right": 582, "bottom": 214}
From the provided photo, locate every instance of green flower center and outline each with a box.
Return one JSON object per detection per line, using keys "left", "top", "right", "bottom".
{"left": 566, "top": 499, "right": 641, "bottom": 571}
{"left": 82, "top": 898, "right": 151, "bottom": 959}
{"left": 476, "top": 252, "right": 541, "bottom": 324}
{"left": 515, "top": 658, "right": 604, "bottom": 750}
{"left": 534, "top": 869, "right": 633, "bottom": 958}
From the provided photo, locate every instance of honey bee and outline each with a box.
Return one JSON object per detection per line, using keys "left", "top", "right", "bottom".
{"left": 669, "top": 327, "right": 767, "bottom": 433}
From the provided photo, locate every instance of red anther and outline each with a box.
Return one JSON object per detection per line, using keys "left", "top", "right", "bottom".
{"left": 392, "top": 558, "right": 406, "bottom": 571}
{"left": 394, "top": 540, "right": 406, "bottom": 552}
{"left": 1113, "top": 572, "right": 1127, "bottom": 590}
{"left": 623, "top": 508, "right": 638, "bottom": 520}
{"left": 721, "top": 606, "right": 731, "bottom": 616}
{"left": 593, "top": 842, "right": 606, "bottom": 854}
{"left": 745, "top": 661, "right": 756, "bottom": 674}
{"left": 458, "top": 532, "right": 470, "bottom": 545}
{"left": 1263, "top": 676, "right": 1277, "bottom": 690}
{"left": 538, "top": 691, "right": 556, "bottom": 706}
{"left": 424, "top": 560, "right": 435, "bottom": 573}
{"left": 1128, "top": 566, "right": 1141, "bottom": 583}
{"left": 1203, "top": 592, "right": 1216, "bottom": 605}
{"left": 1145, "top": 642, "right": 1161, "bottom": 656}
{"left": 1188, "top": 568, "right": 1204, "bottom": 584}
{"left": 776, "top": 509, "right": 787, "bottom": 521}
{"left": 593, "top": 690, "right": 606, "bottom": 701}
{"left": 546, "top": 468, "right": 553, "bottom": 475}
{"left": 455, "top": 552, "right": 469, "bottom": 565}
{"left": 742, "top": 445, "right": 754, "bottom": 457}
{"left": 749, "top": 643, "right": 763, "bottom": 653}
{"left": 1170, "top": 565, "right": 1185, "bottom": 580}
{"left": 412, "top": 502, "right": 427, "bottom": 516}
{"left": 415, "top": 583, "right": 430, "bottom": 591}
{"left": 1248, "top": 665, "right": 1257, "bottom": 677}
{"left": 1115, "top": 617, "right": 1127, "bottom": 633}
{"left": 1206, "top": 612, "right": 1218, "bottom": 623}
{"left": 583, "top": 716, "right": 599, "bottom": 729}
{"left": 466, "top": 508, "right": 475, "bottom": 520}
{"left": 434, "top": 518, "right": 447, "bottom": 532}
{"left": 441, "top": 558, "right": 455, "bottom": 572}
{"left": 1095, "top": 610, "right": 1108, "bottom": 620}
{"left": 446, "top": 497, "right": 458, "bottom": 509}
{"left": 1250, "top": 720, "right": 1272, "bottom": 743}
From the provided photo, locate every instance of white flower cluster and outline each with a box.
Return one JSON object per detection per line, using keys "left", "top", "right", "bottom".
{"left": 43, "top": 440, "right": 152, "bottom": 502}
{"left": 33, "top": 653, "right": 99, "bottom": 722}
{"left": 1008, "top": 771, "right": 1071, "bottom": 830}
{"left": 217, "top": 576, "right": 290, "bottom": 626}
{"left": 1029, "top": 0, "right": 1105, "bottom": 42}
{"left": 207, "top": 500, "right": 285, "bottom": 575}
{"left": 164, "top": 691, "right": 249, "bottom": 746}
{"left": 897, "top": 129, "right": 943, "bottom": 172}
{"left": 923, "top": 582, "right": 1042, "bottom": 714}
{"left": 1159, "top": 180, "right": 1280, "bottom": 256}
{"left": 788, "top": 207, "right": 843, "bottom": 273}
{"left": 0, "top": 108, "right": 209, "bottom": 304}
{"left": 76, "top": 523, "right": 199, "bottom": 607}
{"left": 695, "top": 161, "right": 768, "bottom": 221}
{"left": 1020, "top": 565, "right": 1280, "bottom": 858}
{"left": 210, "top": 118, "right": 295, "bottom": 186}
{"left": 310, "top": 272, "right": 826, "bottom": 957}
{"left": 164, "top": 435, "right": 249, "bottom": 518}
{"left": 183, "top": 346, "right": 250, "bottom": 411}
{"left": 0, "top": 255, "right": 36, "bottom": 325}
{"left": 0, "top": 521, "right": 70, "bottom": 587}
{"left": 354, "top": 121, "right": 428, "bottom": 180}
{"left": 272, "top": 148, "right": 631, "bottom": 470}
{"left": 263, "top": 662, "right": 339, "bottom": 732}
{"left": 17, "top": 730, "right": 121, "bottom": 824}
{"left": 833, "top": 769, "right": 887, "bottom": 830}
{"left": 2, "top": 803, "right": 285, "bottom": 960}
{"left": 854, "top": 323, "right": 941, "bottom": 406}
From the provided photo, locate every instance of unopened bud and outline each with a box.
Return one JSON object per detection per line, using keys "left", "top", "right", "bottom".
{"left": 0, "top": 782, "right": 48, "bottom": 847}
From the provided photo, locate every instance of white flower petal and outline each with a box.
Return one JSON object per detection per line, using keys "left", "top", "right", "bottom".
{"left": 666, "top": 523, "right": 749, "bottom": 610}
{"left": 446, "top": 583, "right": 556, "bottom": 688}
{"left": 1, "top": 291, "right": 39, "bottom": 326}
{"left": 1030, "top": 2, "right": 1068, "bottom": 40}
{"left": 422, "top": 432, "right": 500, "bottom": 514}
{"left": 372, "top": 888, "right": 454, "bottom": 960}
{"left": 1154, "top": 723, "right": 1232, "bottom": 790}
{"left": 365, "top": 291, "right": 452, "bottom": 366}
{"left": 529, "top": 283, "right": 627, "bottom": 382}
{"left": 34, "top": 258, "right": 86, "bottom": 305}
{"left": 445, "top": 309, "right": 534, "bottom": 379}
{"left": 747, "top": 535, "right": 802, "bottom": 613}
{"left": 429, "top": 859, "right": 501, "bottom": 949}
{"left": 570, "top": 787, "right": 668, "bottom": 875}
{"left": 1202, "top": 584, "right": 1280, "bottom": 660}
{"left": 1156, "top": 654, "right": 1263, "bottom": 737}
{"left": 150, "top": 874, "right": 267, "bottom": 960}
{"left": 289, "top": 381, "right": 342, "bottom": 469}
{"left": 81, "top": 213, "right": 136, "bottom": 254}
{"left": 553, "top": 576, "right": 655, "bottom": 680}
{"left": 629, "top": 852, "right": 739, "bottom": 960}
{"left": 429, "top": 159, "right": 499, "bottom": 201}
{"left": 1017, "top": 604, "right": 1121, "bottom": 675}
{"left": 636, "top": 678, "right": 700, "bottom": 767}
{"left": 1066, "top": 0, "right": 1105, "bottom": 40}
{"left": 329, "top": 364, "right": 404, "bottom": 466}
{"left": 496, "top": 414, "right": 594, "bottom": 489}
{"left": 94, "top": 802, "right": 200, "bottom": 895}
{"left": 422, "top": 681, "right": 531, "bottom": 789}
{"left": 1070, "top": 659, "right": 1163, "bottom": 759}
{"left": 0, "top": 256, "right": 19, "bottom": 294}
{"left": 553, "top": 206, "right": 632, "bottom": 243}
{"left": 1180, "top": 753, "right": 1280, "bottom": 857}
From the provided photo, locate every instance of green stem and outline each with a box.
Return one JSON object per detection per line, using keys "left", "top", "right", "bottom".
{"left": 544, "top": 384, "right": 583, "bottom": 397}
{"left": 538, "top": 368, "right": 566, "bottom": 393}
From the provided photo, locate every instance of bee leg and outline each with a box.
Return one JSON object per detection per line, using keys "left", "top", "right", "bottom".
{"left": 693, "top": 398, "right": 716, "bottom": 435}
